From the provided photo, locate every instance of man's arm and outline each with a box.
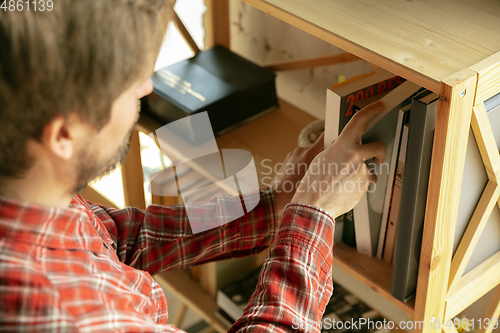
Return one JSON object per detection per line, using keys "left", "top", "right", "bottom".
{"left": 230, "top": 102, "right": 387, "bottom": 332}
{"left": 230, "top": 203, "right": 334, "bottom": 333}
{"left": 80, "top": 127, "right": 324, "bottom": 275}
{"left": 80, "top": 188, "right": 279, "bottom": 274}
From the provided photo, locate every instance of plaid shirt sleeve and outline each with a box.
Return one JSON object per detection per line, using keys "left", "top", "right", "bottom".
{"left": 83, "top": 188, "right": 279, "bottom": 274}
{"left": 0, "top": 189, "right": 334, "bottom": 332}
{"left": 230, "top": 203, "right": 335, "bottom": 333}
{"left": 86, "top": 191, "right": 335, "bottom": 333}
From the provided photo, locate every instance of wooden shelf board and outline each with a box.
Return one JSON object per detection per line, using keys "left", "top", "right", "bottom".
{"left": 243, "top": 0, "right": 500, "bottom": 93}
{"left": 333, "top": 242, "right": 415, "bottom": 316}
{"left": 216, "top": 100, "right": 316, "bottom": 192}
{"left": 216, "top": 99, "right": 316, "bottom": 162}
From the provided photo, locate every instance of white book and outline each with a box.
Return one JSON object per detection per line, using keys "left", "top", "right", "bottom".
{"left": 353, "top": 194, "right": 371, "bottom": 256}
{"left": 324, "top": 68, "right": 404, "bottom": 148}
{"left": 352, "top": 105, "right": 404, "bottom": 257}
{"left": 376, "top": 105, "right": 410, "bottom": 259}
{"left": 383, "top": 123, "right": 410, "bottom": 263}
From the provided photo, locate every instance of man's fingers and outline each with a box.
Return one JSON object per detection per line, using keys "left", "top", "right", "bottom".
{"left": 358, "top": 141, "right": 386, "bottom": 165}
{"left": 342, "top": 101, "right": 385, "bottom": 143}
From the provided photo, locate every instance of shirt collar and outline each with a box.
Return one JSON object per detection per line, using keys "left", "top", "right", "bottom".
{"left": 0, "top": 195, "right": 107, "bottom": 253}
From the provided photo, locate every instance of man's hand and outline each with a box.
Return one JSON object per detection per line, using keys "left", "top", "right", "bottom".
{"left": 271, "top": 132, "right": 324, "bottom": 216}
{"left": 292, "top": 101, "right": 387, "bottom": 219}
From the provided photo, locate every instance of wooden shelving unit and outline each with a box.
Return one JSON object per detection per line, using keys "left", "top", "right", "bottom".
{"left": 240, "top": 1, "right": 500, "bottom": 332}
{"left": 109, "top": 1, "right": 500, "bottom": 332}
{"left": 333, "top": 242, "right": 415, "bottom": 316}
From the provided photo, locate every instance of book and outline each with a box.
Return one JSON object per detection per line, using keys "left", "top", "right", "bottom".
{"left": 392, "top": 90, "right": 438, "bottom": 302}
{"left": 216, "top": 266, "right": 261, "bottom": 321}
{"left": 376, "top": 105, "right": 410, "bottom": 259}
{"left": 141, "top": 45, "right": 278, "bottom": 137}
{"left": 324, "top": 68, "right": 406, "bottom": 248}
{"left": 324, "top": 67, "right": 405, "bottom": 147}
{"left": 351, "top": 83, "right": 421, "bottom": 257}
{"left": 393, "top": 91, "right": 500, "bottom": 303}
{"left": 377, "top": 106, "right": 410, "bottom": 260}
{"left": 353, "top": 102, "right": 409, "bottom": 257}
{"left": 353, "top": 194, "right": 371, "bottom": 255}
{"left": 383, "top": 122, "right": 410, "bottom": 264}
{"left": 350, "top": 90, "right": 390, "bottom": 113}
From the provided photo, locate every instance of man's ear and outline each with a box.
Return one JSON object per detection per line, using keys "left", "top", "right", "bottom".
{"left": 135, "top": 78, "right": 153, "bottom": 99}
{"left": 39, "top": 114, "right": 79, "bottom": 161}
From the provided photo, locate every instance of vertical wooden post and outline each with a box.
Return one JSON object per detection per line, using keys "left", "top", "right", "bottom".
{"left": 121, "top": 130, "right": 147, "bottom": 210}
{"left": 201, "top": 262, "right": 218, "bottom": 298}
{"left": 152, "top": 194, "right": 179, "bottom": 206}
{"left": 204, "top": 0, "right": 230, "bottom": 49}
{"left": 413, "top": 69, "right": 477, "bottom": 333}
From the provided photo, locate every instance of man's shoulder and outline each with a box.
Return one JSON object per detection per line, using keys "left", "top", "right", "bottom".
{"left": 0, "top": 239, "right": 52, "bottom": 286}
{"left": 0, "top": 237, "right": 36, "bottom": 263}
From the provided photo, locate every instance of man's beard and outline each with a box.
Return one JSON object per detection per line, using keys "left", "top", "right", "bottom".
{"left": 72, "top": 125, "right": 135, "bottom": 195}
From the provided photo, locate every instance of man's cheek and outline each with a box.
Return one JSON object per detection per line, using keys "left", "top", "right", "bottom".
{"left": 118, "top": 100, "right": 140, "bottom": 133}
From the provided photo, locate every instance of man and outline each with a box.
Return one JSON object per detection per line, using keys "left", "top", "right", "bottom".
{"left": 0, "top": 1, "right": 386, "bottom": 332}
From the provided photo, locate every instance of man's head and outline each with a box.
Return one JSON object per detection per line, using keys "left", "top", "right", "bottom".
{"left": 0, "top": 0, "right": 168, "bottom": 198}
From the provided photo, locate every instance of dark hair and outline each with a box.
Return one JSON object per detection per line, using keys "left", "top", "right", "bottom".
{"left": 0, "top": 0, "right": 168, "bottom": 177}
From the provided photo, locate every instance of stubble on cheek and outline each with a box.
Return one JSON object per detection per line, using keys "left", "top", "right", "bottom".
{"left": 71, "top": 101, "right": 140, "bottom": 195}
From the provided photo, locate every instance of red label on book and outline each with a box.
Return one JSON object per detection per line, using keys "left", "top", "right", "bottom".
{"left": 344, "top": 76, "right": 405, "bottom": 117}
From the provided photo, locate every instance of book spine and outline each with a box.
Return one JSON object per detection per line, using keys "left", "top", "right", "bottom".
{"left": 383, "top": 123, "right": 409, "bottom": 263}
{"left": 324, "top": 89, "right": 341, "bottom": 147}
{"left": 353, "top": 194, "right": 372, "bottom": 256}
{"left": 375, "top": 109, "right": 406, "bottom": 259}
{"left": 392, "top": 91, "right": 437, "bottom": 302}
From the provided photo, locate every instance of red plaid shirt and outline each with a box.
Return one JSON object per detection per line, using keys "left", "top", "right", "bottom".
{"left": 0, "top": 188, "right": 334, "bottom": 332}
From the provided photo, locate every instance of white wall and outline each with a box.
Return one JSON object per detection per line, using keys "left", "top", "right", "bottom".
{"left": 228, "top": 0, "right": 373, "bottom": 119}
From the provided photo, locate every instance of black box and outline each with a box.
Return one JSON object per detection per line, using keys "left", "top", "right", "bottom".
{"left": 141, "top": 45, "right": 279, "bottom": 136}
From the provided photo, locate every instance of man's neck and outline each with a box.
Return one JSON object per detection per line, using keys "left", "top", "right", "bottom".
{"left": 0, "top": 164, "right": 74, "bottom": 209}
